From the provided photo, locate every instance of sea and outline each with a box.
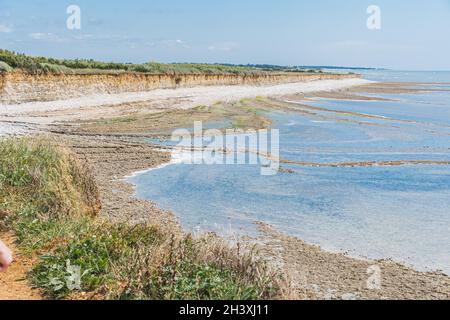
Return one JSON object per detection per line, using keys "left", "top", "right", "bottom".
{"left": 128, "top": 70, "right": 450, "bottom": 274}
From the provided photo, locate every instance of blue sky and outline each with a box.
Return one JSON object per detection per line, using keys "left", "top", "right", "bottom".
{"left": 0, "top": 0, "right": 449, "bottom": 70}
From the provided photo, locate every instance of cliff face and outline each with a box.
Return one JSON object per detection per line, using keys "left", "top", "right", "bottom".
{"left": 0, "top": 72, "right": 358, "bottom": 104}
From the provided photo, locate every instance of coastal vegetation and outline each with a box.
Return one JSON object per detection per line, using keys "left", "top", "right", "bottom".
{"left": 0, "top": 49, "right": 262, "bottom": 75}
{"left": 0, "top": 137, "right": 281, "bottom": 300}
{"left": 0, "top": 49, "right": 323, "bottom": 75}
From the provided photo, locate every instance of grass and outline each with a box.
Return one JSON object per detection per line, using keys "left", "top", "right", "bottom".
{"left": 0, "top": 49, "right": 326, "bottom": 76}
{"left": 0, "top": 137, "right": 281, "bottom": 300}
{"left": 0, "top": 49, "right": 265, "bottom": 75}
{"left": 230, "top": 100, "right": 272, "bottom": 129}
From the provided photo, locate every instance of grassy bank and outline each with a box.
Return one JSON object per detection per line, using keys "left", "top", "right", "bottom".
{"left": 0, "top": 137, "right": 280, "bottom": 300}
{"left": 0, "top": 49, "right": 264, "bottom": 75}
{"left": 0, "top": 49, "right": 326, "bottom": 75}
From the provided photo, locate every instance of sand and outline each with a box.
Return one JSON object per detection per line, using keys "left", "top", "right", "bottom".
{"left": 0, "top": 78, "right": 370, "bottom": 136}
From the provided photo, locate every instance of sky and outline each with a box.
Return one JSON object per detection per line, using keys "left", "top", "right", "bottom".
{"left": 0, "top": 0, "right": 450, "bottom": 70}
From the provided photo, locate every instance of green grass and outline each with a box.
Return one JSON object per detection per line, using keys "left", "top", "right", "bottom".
{"left": 29, "top": 223, "right": 163, "bottom": 299}
{"left": 0, "top": 49, "right": 266, "bottom": 75}
{"left": 0, "top": 49, "right": 327, "bottom": 76}
{"left": 0, "top": 137, "right": 280, "bottom": 300}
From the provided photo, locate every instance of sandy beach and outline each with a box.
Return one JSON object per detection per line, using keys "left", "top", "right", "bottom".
{"left": 0, "top": 78, "right": 369, "bottom": 136}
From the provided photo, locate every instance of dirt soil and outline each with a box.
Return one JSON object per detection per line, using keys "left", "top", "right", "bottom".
{"left": 0, "top": 233, "right": 42, "bottom": 300}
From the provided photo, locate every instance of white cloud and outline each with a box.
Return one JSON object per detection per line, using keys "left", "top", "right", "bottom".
{"left": 0, "top": 24, "right": 13, "bottom": 33}
{"left": 24, "top": 32, "right": 191, "bottom": 51}
{"left": 28, "top": 33, "right": 66, "bottom": 42}
{"left": 29, "top": 32, "right": 53, "bottom": 40}
{"left": 208, "top": 42, "right": 238, "bottom": 52}
{"left": 161, "top": 39, "right": 190, "bottom": 49}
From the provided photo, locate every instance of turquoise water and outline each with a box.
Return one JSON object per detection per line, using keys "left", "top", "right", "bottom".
{"left": 128, "top": 72, "right": 450, "bottom": 274}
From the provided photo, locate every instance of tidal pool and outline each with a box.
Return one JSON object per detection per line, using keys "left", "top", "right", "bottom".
{"left": 128, "top": 73, "right": 450, "bottom": 274}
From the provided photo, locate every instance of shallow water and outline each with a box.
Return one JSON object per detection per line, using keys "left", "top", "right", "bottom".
{"left": 128, "top": 72, "right": 450, "bottom": 274}
{"left": 323, "top": 69, "right": 450, "bottom": 83}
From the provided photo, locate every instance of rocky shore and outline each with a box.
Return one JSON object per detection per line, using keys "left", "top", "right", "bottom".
{"left": 51, "top": 131, "right": 450, "bottom": 300}
{"left": 1, "top": 76, "right": 449, "bottom": 299}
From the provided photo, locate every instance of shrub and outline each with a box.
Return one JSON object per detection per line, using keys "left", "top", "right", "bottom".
{"left": 0, "top": 61, "right": 12, "bottom": 72}
{"left": 0, "top": 137, "right": 100, "bottom": 220}
{"left": 0, "top": 49, "right": 264, "bottom": 75}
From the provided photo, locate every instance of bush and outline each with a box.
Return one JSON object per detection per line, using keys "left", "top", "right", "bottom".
{"left": 109, "top": 234, "right": 276, "bottom": 300}
{"left": 0, "top": 137, "right": 100, "bottom": 220}
{"left": 0, "top": 61, "right": 12, "bottom": 72}
{"left": 0, "top": 49, "right": 264, "bottom": 75}
{"left": 39, "top": 63, "right": 75, "bottom": 74}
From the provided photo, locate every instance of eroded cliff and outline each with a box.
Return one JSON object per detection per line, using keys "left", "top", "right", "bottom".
{"left": 0, "top": 72, "right": 358, "bottom": 104}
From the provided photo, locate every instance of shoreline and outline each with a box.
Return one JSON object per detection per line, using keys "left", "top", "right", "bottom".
{"left": 0, "top": 78, "right": 370, "bottom": 136}
{"left": 2, "top": 79, "right": 449, "bottom": 299}
{"left": 126, "top": 152, "right": 450, "bottom": 276}
{"left": 70, "top": 134, "right": 449, "bottom": 300}
{"left": 124, "top": 142, "right": 450, "bottom": 276}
